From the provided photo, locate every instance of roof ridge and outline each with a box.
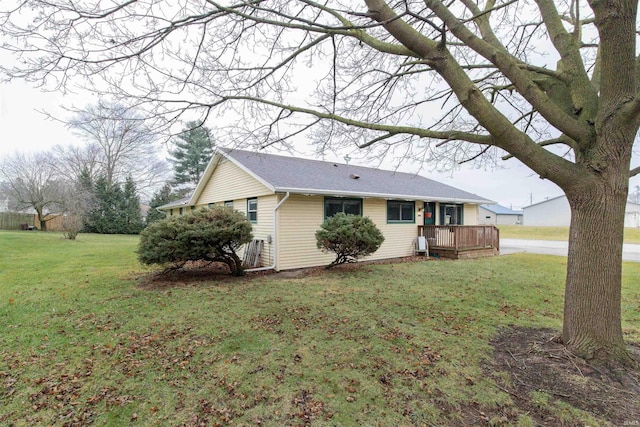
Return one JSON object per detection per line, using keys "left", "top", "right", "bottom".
{"left": 222, "top": 148, "right": 450, "bottom": 182}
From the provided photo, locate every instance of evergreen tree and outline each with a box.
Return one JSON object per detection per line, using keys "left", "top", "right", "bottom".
{"left": 121, "top": 175, "right": 144, "bottom": 234}
{"left": 169, "top": 121, "right": 214, "bottom": 187}
{"left": 85, "top": 176, "right": 130, "bottom": 234}
{"left": 146, "top": 183, "right": 173, "bottom": 225}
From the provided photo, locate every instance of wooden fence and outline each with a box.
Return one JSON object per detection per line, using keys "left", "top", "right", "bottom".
{"left": 0, "top": 212, "right": 67, "bottom": 231}
{"left": 0, "top": 212, "right": 35, "bottom": 230}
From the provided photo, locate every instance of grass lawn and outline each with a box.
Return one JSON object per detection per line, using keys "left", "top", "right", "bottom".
{"left": 1, "top": 230, "right": 638, "bottom": 426}
{"left": 498, "top": 225, "right": 640, "bottom": 243}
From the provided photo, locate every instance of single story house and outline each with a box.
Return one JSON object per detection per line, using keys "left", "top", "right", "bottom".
{"left": 523, "top": 195, "right": 640, "bottom": 228}
{"left": 479, "top": 204, "right": 523, "bottom": 225}
{"left": 158, "top": 149, "right": 494, "bottom": 270}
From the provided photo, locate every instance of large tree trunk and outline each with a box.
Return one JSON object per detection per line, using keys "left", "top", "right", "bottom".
{"left": 36, "top": 208, "right": 47, "bottom": 231}
{"left": 562, "top": 174, "right": 633, "bottom": 365}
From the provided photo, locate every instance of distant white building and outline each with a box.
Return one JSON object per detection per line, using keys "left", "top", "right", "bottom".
{"left": 523, "top": 195, "right": 640, "bottom": 228}
{"left": 479, "top": 204, "right": 523, "bottom": 225}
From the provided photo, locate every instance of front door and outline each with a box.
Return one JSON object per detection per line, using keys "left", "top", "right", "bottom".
{"left": 423, "top": 202, "right": 436, "bottom": 225}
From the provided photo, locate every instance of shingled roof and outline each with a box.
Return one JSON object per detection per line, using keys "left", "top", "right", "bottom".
{"left": 217, "top": 149, "right": 492, "bottom": 203}
{"left": 161, "top": 149, "right": 494, "bottom": 209}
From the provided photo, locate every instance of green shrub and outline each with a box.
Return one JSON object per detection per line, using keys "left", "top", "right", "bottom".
{"left": 138, "top": 206, "right": 253, "bottom": 276}
{"left": 315, "top": 213, "right": 384, "bottom": 268}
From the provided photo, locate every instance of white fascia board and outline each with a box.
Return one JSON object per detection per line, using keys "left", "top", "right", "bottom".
{"left": 275, "top": 187, "right": 494, "bottom": 205}
{"left": 157, "top": 201, "right": 190, "bottom": 210}
{"left": 219, "top": 150, "right": 276, "bottom": 193}
{"left": 187, "top": 151, "right": 223, "bottom": 206}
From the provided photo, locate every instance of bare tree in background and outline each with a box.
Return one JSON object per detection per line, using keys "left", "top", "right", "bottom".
{"left": 0, "top": 152, "right": 64, "bottom": 230}
{"left": 51, "top": 142, "right": 104, "bottom": 184}
{"left": 67, "top": 100, "right": 168, "bottom": 196}
{"left": 2, "top": 1, "right": 639, "bottom": 364}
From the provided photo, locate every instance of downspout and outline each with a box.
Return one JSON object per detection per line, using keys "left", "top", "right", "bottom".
{"left": 245, "top": 192, "right": 290, "bottom": 272}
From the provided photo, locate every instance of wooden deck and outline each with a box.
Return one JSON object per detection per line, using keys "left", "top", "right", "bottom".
{"left": 418, "top": 225, "right": 500, "bottom": 259}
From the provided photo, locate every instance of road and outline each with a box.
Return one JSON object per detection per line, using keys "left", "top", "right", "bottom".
{"left": 500, "top": 239, "right": 640, "bottom": 263}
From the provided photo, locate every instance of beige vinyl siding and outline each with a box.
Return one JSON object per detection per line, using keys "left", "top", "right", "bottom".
{"left": 195, "top": 158, "right": 272, "bottom": 205}
{"left": 276, "top": 195, "right": 419, "bottom": 270}
{"left": 463, "top": 204, "right": 479, "bottom": 225}
{"left": 365, "top": 199, "right": 418, "bottom": 260}
{"left": 277, "top": 195, "right": 334, "bottom": 270}
{"left": 189, "top": 158, "right": 277, "bottom": 268}
{"left": 212, "top": 195, "right": 277, "bottom": 268}
{"left": 249, "top": 195, "right": 277, "bottom": 267}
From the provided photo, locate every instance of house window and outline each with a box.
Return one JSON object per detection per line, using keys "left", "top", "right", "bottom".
{"left": 247, "top": 198, "right": 258, "bottom": 223}
{"left": 208, "top": 203, "right": 215, "bottom": 208}
{"left": 191, "top": 206, "right": 195, "bottom": 211}
{"left": 179, "top": 207, "right": 183, "bottom": 215}
{"left": 169, "top": 209, "right": 173, "bottom": 216}
{"left": 224, "top": 200, "right": 234, "bottom": 208}
{"left": 324, "top": 197, "right": 363, "bottom": 218}
{"left": 440, "top": 204, "right": 464, "bottom": 225}
{"left": 387, "top": 201, "right": 415, "bottom": 223}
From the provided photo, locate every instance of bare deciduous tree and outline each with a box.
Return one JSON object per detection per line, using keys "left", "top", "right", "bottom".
{"left": 0, "top": 152, "right": 64, "bottom": 230}
{"left": 67, "top": 100, "right": 169, "bottom": 196}
{"left": 51, "top": 142, "right": 104, "bottom": 184}
{"left": 1, "top": 1, "right": 639, "bottom": 364}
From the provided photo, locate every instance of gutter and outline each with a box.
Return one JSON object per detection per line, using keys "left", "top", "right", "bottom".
{"left": 273, "top": 187, "right": 494, "bottom": 205}
{"left": 245, "top": 192, "right": 290, "bottom": 273}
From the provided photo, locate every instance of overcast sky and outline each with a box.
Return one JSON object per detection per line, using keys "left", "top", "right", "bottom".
{"left": 2, "top": 81, "right": 637, "bottom": 210}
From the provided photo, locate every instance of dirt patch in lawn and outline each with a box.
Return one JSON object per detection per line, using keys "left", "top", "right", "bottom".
{"left": 138, "top": 256, "right": 435, "bottom": 288}
{"left": 485, "top": 326, "right": 640, "bottom": 426}
{"left": 137, "top": 261, "right": 276, "bottom": 289}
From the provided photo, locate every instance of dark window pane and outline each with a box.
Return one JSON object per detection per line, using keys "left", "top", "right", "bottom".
{"left": 401, "top": 203, "right": 414, "bottom": 221}
{"left": 387, "top": 202, "right": 400, "bottom": 221}
{"left": 343, "top": 200, "right": 362, "bottom": 216}
{"left": 388, "top": 201, "right": 414, "bottom": 222}
{"left": 247, "top": 198, "right": 258, "bottom": 222}
{"left": 325, "top": 200, "right": 343, "bottom": 218}
{"left": 325, "top": 198, "right": 362, "bottom": 218}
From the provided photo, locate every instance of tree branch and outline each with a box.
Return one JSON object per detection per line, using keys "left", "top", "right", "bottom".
{"left": 424, "top": 0, "right": 591, "bottom": 143}
{"left": 534, "top": 0, "right": 598, "bottom": 134}
{"left": 363, "top": 0, "right": 589, "bottom": 188}
{"left": 218, "top": 94, "right": 494, "bottom": 145}
{"left": 501, "top": 136, "right": 575, "bottom": 160}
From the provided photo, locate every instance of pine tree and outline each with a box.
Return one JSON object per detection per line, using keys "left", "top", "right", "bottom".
{"left": 169, "top": 121, "right": 214, "bottom": 187}
{"left": 77, "top": 168, "right": 96, "bottom": 232}
{"left": 85, "top": 176, "right": 133, "bottom": 234}
{"left": 121, "top": 176, "right": 144, "bottom": 234}
{"left": 146, "top": 183, "right": 173, "bottom": 225}
{"left": 85, "top": 176, "right": 113, "bottom": 233}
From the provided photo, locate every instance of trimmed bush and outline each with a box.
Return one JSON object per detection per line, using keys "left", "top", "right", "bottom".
{"left": 138, "top": 206, "right": 253, "bottom": 276}
{"left": 315, "top": 213, "right": 384, "bottom": 268}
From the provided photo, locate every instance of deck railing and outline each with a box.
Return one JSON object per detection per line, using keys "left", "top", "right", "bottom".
{"left": 418, "top": 225, "right": 500, "bottom": 251}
